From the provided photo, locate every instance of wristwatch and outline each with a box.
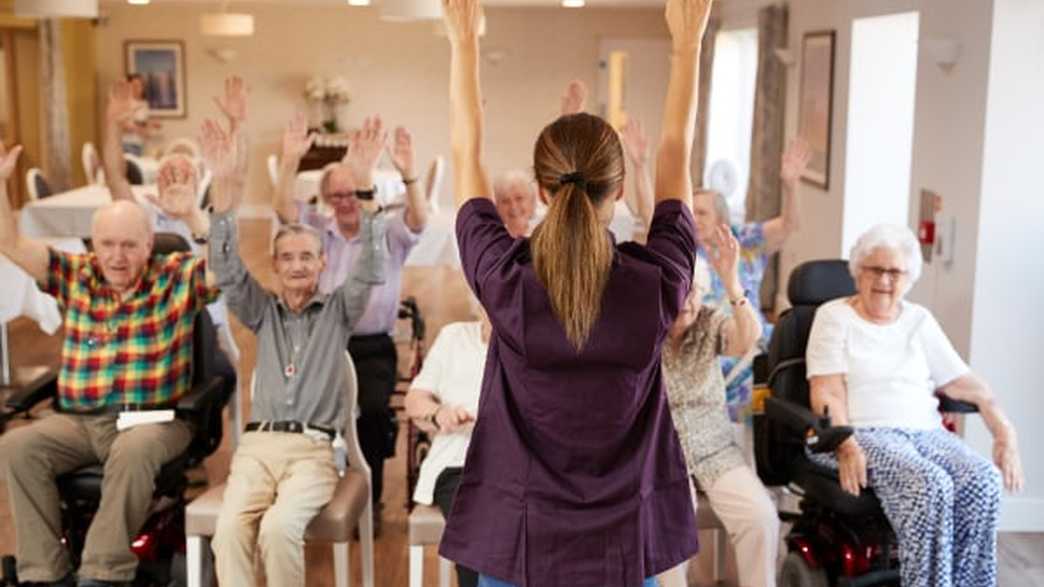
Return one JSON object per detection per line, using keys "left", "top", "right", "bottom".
{"left": 191, "top": 232, "right": 209, "bottom": 246}
{"left": 354, "top": 186, "right": 377, "bottom": 201}
{"left": 729, "top": 289, "right": 750, "bottom": 307}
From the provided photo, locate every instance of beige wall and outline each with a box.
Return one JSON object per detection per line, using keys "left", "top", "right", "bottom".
{"left": 95, "top": 2, "right": 668, "bottom": 205}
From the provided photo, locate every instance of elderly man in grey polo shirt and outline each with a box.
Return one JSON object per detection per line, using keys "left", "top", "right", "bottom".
{"left": 201, "top": 111, "right": 386, "bottom": 587}
{"left": 274, "top": 113, "right": 430, "bottom": 523}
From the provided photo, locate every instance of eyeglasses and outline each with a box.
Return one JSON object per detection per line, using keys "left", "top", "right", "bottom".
{"left": 861, "top": 265, "right": 907, "bottom": 280}
{"left": 326, "top": 191, "right": 358, "bottom": 202}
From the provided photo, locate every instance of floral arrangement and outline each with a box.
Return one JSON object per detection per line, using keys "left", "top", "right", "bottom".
{"left": 305, "top": 75, "right": 351, "bottom": 133}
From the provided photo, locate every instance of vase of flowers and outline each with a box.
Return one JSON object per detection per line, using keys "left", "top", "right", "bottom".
{"left": 305, "top": 75, "right": 352, "bottom": 133}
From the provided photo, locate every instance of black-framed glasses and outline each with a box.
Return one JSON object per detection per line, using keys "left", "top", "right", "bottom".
{"left": 861, "top": 265, "right": 907, "bottom": 280}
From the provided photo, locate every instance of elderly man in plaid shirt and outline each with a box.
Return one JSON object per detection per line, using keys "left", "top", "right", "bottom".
{"left": 0, "top": 131, "right": 223, "bottom": 583}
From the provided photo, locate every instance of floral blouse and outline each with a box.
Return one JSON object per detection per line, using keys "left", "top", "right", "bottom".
{"left": 697, "top": 221, "right": 771, "bottom": 420}
{"left": 662, "top": 306, "right": 747, "bottom": 486}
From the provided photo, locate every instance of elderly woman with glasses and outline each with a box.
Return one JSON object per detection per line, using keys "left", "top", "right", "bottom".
{"left": 806, "top": 223, "right": 1024, "bottom": 587}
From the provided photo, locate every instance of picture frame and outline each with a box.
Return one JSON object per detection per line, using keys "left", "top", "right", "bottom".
{"left": 124, "top": 40, "right": 187, "bottom": 118}
{"left": 797, "top": 30, "right": 836, "bottom": 190}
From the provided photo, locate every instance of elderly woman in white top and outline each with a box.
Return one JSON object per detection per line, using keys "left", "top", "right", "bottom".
{"left": 807, "top": 224, "right": 1024, "bottom": 587}
{"left": 404, "top": 297, "right": 489, "bottom": 587}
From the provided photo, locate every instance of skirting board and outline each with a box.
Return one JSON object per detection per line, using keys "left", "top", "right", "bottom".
{"left": 999, "top": 497, "right": 1044, "bottom": 532}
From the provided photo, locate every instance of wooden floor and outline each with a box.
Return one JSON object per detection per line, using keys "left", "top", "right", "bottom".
{"left": 1, "top": 217, "right": 1042, "bottom": 586}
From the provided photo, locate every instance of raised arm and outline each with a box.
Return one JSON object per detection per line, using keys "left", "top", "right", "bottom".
{"left": 621, "top": 118, "right": 655, "bottom": 230}
{"left": 762, "top": 138, "right": 811, "bottom": 253}
{"left": 103, "top": 81, "right": 138, "bottom": 202}
{"left": 388, "top": 126, "right": 430, "bottom": 232}
{"left": 344, "top": 115, "right": 388, "bottom": 199}
{"left": 705, "top": 224, "right": 761, "bottom": 355}
{"left": 333, "top": 202, "right": 386, "bottom": 332}
{"left": 443, "top": 0, "right": 492, "bottom": 207}
{"left": 203, "top": 117, "right": 268, "bottom": 331}
{"left": 656, "top": 0, "right": 713, "bottom": 207}
{"left": 0, "top": 143, "right": 48, "bottom": 282}
{"left": 273, "top": 113, "right": 316, "bottom": 224}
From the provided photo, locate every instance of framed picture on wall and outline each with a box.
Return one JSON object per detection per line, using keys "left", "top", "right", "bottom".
{"left": 124, "top": 40, "right": 186, "bottom": 118}
{"left": 798, "top": 30, "right": 835, "bottom": 189}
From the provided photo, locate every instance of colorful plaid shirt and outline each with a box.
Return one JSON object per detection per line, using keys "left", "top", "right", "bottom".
{"left": 44, "top": 249, "right": 219, "bottom": 412}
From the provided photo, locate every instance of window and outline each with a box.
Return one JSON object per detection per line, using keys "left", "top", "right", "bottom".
{"left": 704, "top": 28, "right": 758, "bottom": 224}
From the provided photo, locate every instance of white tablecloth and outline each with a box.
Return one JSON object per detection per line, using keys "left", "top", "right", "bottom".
{"left": 19, "top": 184, "right": 156, "bottom": 239}
{"left": 0, "top": 238, "right": 86, "bottom": 334}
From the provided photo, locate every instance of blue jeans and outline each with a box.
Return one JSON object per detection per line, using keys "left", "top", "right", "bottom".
{"left": 478, "top": 575, "right": 658, "bottom": 587}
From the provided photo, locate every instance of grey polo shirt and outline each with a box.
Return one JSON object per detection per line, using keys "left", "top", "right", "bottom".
{"left": 209, "top": 210, "right": 386, "bottom": 431}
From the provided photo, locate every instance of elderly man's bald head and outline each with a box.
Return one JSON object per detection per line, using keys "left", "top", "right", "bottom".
{"left": 91, "top": 200, "right": 155, "bottom": 293}
{"left": 92, "top": 200, "right": 154, "bottom": 240}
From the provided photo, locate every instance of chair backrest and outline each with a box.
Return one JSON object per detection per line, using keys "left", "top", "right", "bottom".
{"left": 755, "top": 259, "right": 855, "bottom": 485}
{"left": 81, "top": 142, "right": 104, "bottom": 185}
{"left": 153, "top": 232, "right": 192, "bottom": 255}
{"left": 125, "top": 155, "right": 145, "bottom": 185}
{"left": 197, "top": 169, "right": 213, "bottom": 210}
{"left": 266, "top": 154, "right": 280, "bottom": 188}
{"left": 424, "top": 156, "right": 445, "bottom": 214}
{"left": 164, "top": 137, "right": 201, "bottom": 160}
{"left": 26, "top": 168, "right": 52, "bottom": 200}
{"left": 184, "top": 309, "right": 237, "bottom": 464}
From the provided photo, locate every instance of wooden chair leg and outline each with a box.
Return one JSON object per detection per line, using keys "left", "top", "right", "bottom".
{"left": 333, "top": 542, "right": 350, "bottom": 587}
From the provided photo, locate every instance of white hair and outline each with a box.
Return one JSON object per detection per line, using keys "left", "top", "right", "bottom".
{"left": 492, "top": 170, "right": 535, "bottom": 203}
{"left": 692, "top": 256, "right": 712, "bottom": 296}
{"left": 848, "top": 224, "right": 923, "bottom": 289}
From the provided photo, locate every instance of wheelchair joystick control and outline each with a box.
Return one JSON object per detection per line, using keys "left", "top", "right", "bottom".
{"left": 805, "top": 407, "right": 855, "bottom": 453}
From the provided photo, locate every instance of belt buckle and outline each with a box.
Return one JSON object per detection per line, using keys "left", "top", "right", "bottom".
{"left": 302, "top": 424, "right": 329, "bottom": 442}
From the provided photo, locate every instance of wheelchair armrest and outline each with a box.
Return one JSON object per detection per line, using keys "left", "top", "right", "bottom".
{"left": 4, "top": 374, "right": 58, "bottom": 416}
{"left": 937, "top": 393, "right": 979, "bottom": 414}
{"left": 175, "top": 376, "right": 229, "bottom": 415}
{"left": 764, "top": 396, "right": 853, "bottom": 454}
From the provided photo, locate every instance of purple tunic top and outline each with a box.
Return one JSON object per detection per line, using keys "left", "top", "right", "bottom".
{"left": 439, "top": 198, "right": 700, "bottom": 586}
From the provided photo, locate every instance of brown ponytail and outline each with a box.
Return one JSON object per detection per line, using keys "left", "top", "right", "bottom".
{"left": 531, "top": 113, "right": 624, "bottom": 351}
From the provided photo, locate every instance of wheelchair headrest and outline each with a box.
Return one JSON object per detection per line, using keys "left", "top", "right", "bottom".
{"left": 154, "top": 232, "right": 192, "bottom": 255}
{"left": 788, "top": 260, "right": 856, "bottom": 306}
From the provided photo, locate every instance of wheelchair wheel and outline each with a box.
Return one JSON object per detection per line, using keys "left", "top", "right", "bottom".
{"left": 781, "top": 552, "right": 829, "bottom": 587}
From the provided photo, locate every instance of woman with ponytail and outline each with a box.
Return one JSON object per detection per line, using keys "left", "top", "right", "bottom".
{"left": 438, "top": 0, "right": 713, "bottom": 585}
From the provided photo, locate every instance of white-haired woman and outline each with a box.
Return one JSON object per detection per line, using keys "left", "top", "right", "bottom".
{"left": 492, "top": 170, "right": 537, "bottom": 238}
{"left": 404, "top": 293, "right": 490, "bottom": 587}
{"left": 807, "top": 224, "right": 1024, "bottom": 587}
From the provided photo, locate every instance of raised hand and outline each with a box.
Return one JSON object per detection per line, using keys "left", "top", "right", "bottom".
{"left": 200, "top": 119, "right": 238, "bottom": 180}
{"left": 706, "top": 223, "right": 740, "bottom": 288}
{"left": 151, "top": 157, "right": 197, "bottom": 221}
{"left": 780, "top": 137, "right": 812, "bottom": 187}
{"left": 107, "top": 80, "right": 139, "bottom": 128}
{"left": 213, "top": 75, "right": 248, "bottom": 129}
{"left": 344, "top": 115, "right": 388, "bottom": 187}
{"left": 0, "top": 142, "right": 23, "bottom": 181}
{"left": 665, "top": 0, "right": 713, "bottom": 53}
{"left": 442, "top": 0, "right": 482, "bottom": 45}
{"left": 560, "top": 80, "right": 588, "bottom": 116}
{"left": 282, "top": 112, "right": 316, "bottom": 164}
{"left": 387, "top": 126, "right": 415, "bottom": 178}
{"left": 620, "top": 118, "right": 650, "bottom": 166}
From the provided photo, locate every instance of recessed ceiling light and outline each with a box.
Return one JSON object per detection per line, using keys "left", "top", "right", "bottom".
{"left": 562, "top": 0, "right": 585, "bottom": 7}
{"left": 348, "top": 0, "right": 371, "bottom": 6}
{"left": 128, "top": 0, "right": 150, "bottom": 5}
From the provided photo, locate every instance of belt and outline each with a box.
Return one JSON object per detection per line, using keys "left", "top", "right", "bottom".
{"left": 245, "top": 420, "right": 336, "bottom": 440}
{"left": 65, "top": 402, "right": 178, "bottom": 416}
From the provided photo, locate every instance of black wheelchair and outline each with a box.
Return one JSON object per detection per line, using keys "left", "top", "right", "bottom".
{"left": 0, "top": 234, "right": 237, "bottom": 587}
{"left": 753, "top": 260, "right": 977, "bottom": 587}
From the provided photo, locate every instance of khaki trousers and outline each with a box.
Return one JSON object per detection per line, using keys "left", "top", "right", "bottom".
{"left": 0, "top": 413, "right": 192, "bottom": 582}
{"left": 211, "top": 431, "right": 339, "bottom": 587}
{"left": 659, "top": 466, "right": 781, "bottom": 587}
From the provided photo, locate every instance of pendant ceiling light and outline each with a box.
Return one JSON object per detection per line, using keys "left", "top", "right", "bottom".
{"left": 13, "top": 0, "right": 98, "bottom": 18}
{"left": 380, "top": 0, "right": 442, "bottom": 22}
{"left": 201, "top": 1, "right": 255, "bottom": 37}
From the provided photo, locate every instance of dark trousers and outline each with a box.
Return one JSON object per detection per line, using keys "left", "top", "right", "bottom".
{"left": 348, "top": 333, "right": 398, "bottom": 504}
{"left": 432, "top": 467, "right": 479, "bottom": 587}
